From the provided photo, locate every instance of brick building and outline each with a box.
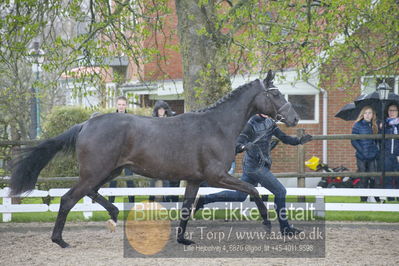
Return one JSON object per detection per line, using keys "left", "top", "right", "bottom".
{"left": 61, "top": 4, "right": 399, "bottom": 187}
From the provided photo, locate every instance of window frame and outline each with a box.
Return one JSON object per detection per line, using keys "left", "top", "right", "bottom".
{"left": 284, "top": 93, "right": 320, "bottom": 124}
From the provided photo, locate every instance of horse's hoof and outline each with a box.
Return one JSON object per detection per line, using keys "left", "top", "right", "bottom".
{"left": 262, "top": 220, "right": 272, "bottom": 232}
{"left": 177, "top": 238, "right": 195, "bottom": 245}
{"left": 52, "top": 238, "right": 70, "bottom": 248}
{"left": 107, "top": 219, "right": 117, "bottom": 232}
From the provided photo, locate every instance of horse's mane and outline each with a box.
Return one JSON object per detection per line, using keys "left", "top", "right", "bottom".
{"left": 194, "top": 79, "right": 260, "bottom": 113}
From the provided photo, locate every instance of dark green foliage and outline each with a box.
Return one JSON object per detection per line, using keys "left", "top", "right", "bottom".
{"left": 40, "top": 106, "right": 91, "bottom": 177}
{"left": 41, "top": 106, "right": 92, "bottom": 139}
{"left": 39, "top": 105, "right": 152, "bottom": 178}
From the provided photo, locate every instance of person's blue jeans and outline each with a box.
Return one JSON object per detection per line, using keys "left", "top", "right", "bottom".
{"left": 356, "top": 158, "right": 379, "bottom": 202}
{"left": 382, "top": 153, "right": 396, "bottom": 189}
{"left": 109, "top": 168, "right": 135, "bottom": 203}
{"left": 203, "top": 163, "right": 289, "bottom": 229}
{"left": 228, "top": 160, "right": 236, "bottom": 175}
{"left": 382, "top": 153, "right": 399, "bottom": 201}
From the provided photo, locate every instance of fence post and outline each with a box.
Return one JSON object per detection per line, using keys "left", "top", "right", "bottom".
{"left": 3, "top": 196, "right": 12, "bottom": 222}
{"left": 155, "top": 180, "right": 163, "bottom": 201}
{"left": 314, "top": 187, "right": 325, "bottom": 218}
{"left": 297, "top": 128, "right": 306, "bottom": 202}
{"left": 83, "top": 196, "right": 93, "bottom": 219}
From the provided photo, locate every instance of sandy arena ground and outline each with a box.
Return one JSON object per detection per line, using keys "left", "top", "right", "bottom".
{"left": 1, "top": 220, "right": 399, "bottom": 265}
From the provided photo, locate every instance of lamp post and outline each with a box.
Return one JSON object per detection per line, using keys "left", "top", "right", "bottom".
{"left": 28, "top": 41, "right": 45, "bottom": 139}
{"left": 377, "top": 81, "right": 391, "bottom": 182}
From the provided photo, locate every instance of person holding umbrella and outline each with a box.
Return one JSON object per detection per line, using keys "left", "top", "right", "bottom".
{"left": 351, "top": 106, "right": 380, "bottom": 202}
{"left": 380, "top": 103, "right": 399, "bottom": 201}
{"left": 336, "top": 85, "right": 399, "bottom": 201}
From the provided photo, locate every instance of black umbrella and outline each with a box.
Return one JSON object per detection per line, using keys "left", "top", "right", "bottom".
{"left": 335, "top": 92, "right": 399, "bottom": 121}
{"left": 354, "top": 91, "right": 399, "bottom": 120}
{"left": 335, "top": 103, "right": 360, "bottom": 121}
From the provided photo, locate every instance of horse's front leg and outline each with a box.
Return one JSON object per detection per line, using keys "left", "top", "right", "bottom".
{"left": 176, "top": 181, "right": 200, "bottom": 245}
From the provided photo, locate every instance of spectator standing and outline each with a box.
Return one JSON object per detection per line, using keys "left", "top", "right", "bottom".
{"left": 150, "top": 100, "right": 180, "bottom": 202}
{"left": 380, "top": 103, "right": 399, "bottom": 201}
{"left": 351, "top": 106, "right": 380, "bottom": 202}
{"left": 108, "top": 96, "right": 135, "bottom": 203}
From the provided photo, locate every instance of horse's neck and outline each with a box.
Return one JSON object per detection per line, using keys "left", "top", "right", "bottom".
{"left": 208, "top": 84, "right": 260, "bottom": 138}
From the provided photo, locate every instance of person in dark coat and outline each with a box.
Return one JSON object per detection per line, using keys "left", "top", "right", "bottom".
{"left": 150, "top": 100, "right": 179, "bottom": 202}
{"left": 196, "top": 114, "right": 312, "bottom": 235}
{"left": 108, "top": 96, "right": 135, "bottom": 203}
{"left": 152, "top": 100, "right": 175, "bottom": 117}
{"left": 380, "top": 103, "right": 399, "bottom": 201}
{"left": 351, "top": 106, "right": 380, "bottom": 202}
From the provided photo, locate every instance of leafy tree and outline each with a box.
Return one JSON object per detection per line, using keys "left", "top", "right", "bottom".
{"left": 1, "top": 0, "right": 398, "bottom": 137}
{"left": 0, "top": 1, "right": 68, "bottom": 140}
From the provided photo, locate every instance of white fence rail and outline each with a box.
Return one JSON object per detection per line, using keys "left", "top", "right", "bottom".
{"left": 1, "top": 187, "right": 399, "bottom": 222}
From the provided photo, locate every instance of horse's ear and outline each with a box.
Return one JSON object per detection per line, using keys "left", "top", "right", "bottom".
{"left": 263, "top": 70, "right": 275, "bottom": 88}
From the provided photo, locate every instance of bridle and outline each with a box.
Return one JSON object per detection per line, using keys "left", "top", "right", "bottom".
{"left": 274, "top": 102, "right": 294, "bottom": 123}
{"left": 259, "top": 80, "right": 293, "bottom": 122}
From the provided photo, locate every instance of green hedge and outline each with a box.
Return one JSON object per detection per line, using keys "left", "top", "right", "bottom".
{"left": 40, "top": 106, "right": 92, "bottom": 178}
{"left": 40, "top": 105, "right": 152, "bottom": 179}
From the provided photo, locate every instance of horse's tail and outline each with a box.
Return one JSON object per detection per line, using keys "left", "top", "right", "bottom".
{"left": 9, "top": 123, "right": 84, "bottom": 196}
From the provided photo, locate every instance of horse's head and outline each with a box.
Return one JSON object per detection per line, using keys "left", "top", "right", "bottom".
{"left": 254, "top": 70, "right": 299, "bottom": 127}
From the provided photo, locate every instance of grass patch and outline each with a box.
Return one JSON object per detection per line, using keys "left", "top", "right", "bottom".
{"left": 2, "top": 209, "right": 399, "bottom": 223}
{"left": 10, "top": 212, "right": 85, "bottom": 223}
{"left": 326, "top": 211, "right": 399, "bottom": 222}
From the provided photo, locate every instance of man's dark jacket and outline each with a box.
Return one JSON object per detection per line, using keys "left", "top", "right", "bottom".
{"left": 236, "top": 115, "right": 301, "bottom": 168}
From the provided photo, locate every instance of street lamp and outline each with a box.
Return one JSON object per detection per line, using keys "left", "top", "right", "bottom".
{"left": 28, "top": 41, "right": 45, "bottom": 139}
{"left": 377, "top": 81, "right": 391, "bottom": 183}
{"left": 378, "top": 82, "right": 390, "bottom": 100}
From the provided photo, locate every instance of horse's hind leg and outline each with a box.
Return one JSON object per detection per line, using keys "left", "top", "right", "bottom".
{"left": 87, "top": 167, "right": 124, "bottom": 231}
{"left": 51, "top": 182, "right": 92, "bottom": 248}
{"left": 52, "top": 166, "right": 124, "bottom": 247}
{"left": 177, "top": 181, "right": 200, "bottom": 245}
{"left": 87, "top": 191, "right": 119, "bottom": 232}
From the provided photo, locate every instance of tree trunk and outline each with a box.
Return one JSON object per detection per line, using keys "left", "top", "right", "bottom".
{"left": 175, "top": 0, "right": 231, "bottom": 111}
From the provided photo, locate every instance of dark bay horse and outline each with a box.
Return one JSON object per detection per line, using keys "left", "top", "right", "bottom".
{"left": 10, "top": 71, "right": 299, "bottom": 248}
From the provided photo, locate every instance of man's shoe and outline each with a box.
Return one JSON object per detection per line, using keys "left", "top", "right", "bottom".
{"left": 281, "top": 225, "right": 302, "bottom": 236}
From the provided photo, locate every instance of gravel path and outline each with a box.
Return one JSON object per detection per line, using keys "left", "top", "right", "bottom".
{"left": 1, "top": 220, "right": 399, "bottom": 265}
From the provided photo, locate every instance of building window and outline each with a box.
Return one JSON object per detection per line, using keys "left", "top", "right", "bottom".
{"left": 130, "top": 0, "right": 140, "bottom": 26}
{"left": 287, "top": 94, "right": 318, "bottom": 122}
{"left": 361, "top": 76, "right": 397, "bottom": 94}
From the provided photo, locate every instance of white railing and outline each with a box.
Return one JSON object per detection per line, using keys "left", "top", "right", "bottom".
{"left": 1, "top": 187, "right": 399, "bottom": 222}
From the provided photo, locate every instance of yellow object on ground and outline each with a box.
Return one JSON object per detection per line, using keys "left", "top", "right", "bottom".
{"left": 305, "top": 156, "right": 320, "bottom": 171}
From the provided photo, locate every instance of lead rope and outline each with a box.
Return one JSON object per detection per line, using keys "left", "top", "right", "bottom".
{"left": 393, "top": 125, "right": 397, "bottom": 154}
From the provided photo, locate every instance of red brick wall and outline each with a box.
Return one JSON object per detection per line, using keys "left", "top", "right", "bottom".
{"left": 139, "top": 3, "right": 362, "bottom": 176}
{"left": 143, "top": 2, "right": 182, "bottom": 81}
